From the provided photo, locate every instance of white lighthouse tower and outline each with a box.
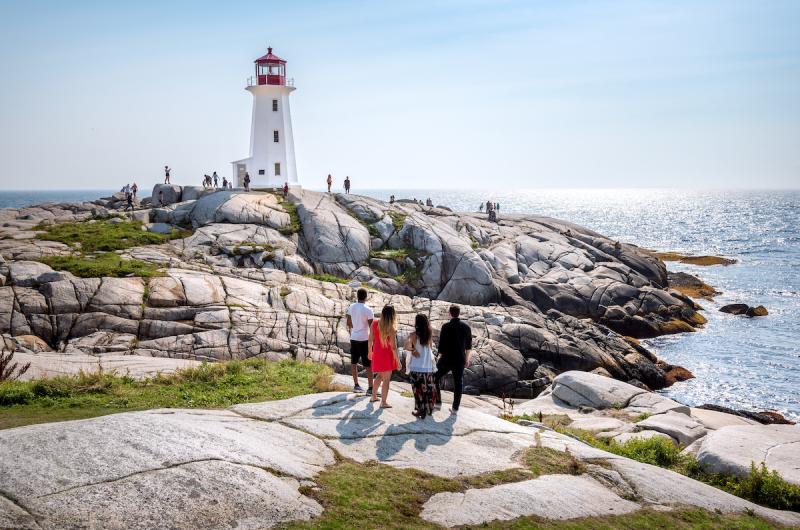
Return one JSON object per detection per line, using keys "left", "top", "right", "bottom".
{"left": 231, "top": 47, "right": 298, "bottom": 188}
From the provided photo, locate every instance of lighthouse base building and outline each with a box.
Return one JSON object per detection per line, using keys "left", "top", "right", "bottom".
{"left": 232, "top": 47, "right": 299, "bottom": 189}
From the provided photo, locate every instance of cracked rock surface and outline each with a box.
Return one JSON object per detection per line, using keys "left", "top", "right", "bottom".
{"left": 0, "top": 188, "right": 708, "bottom": 395}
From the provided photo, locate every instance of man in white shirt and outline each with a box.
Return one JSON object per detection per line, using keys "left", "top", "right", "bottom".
{"left": 346, "top": 288, "right": 374, "bottom": 393}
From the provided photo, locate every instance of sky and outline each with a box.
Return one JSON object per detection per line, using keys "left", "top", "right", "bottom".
{"left": 0, "top": 0, "right": 798, "bottom": 190}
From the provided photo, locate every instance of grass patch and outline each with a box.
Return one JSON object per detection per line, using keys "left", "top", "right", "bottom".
{"left": 304, "top": 273, "right": 349, "bottom": 285}
{"left": 387, "top": 211, "right": 406, "bottom": 232}
{"left": 286, "top": 459, "right": 784, "bottom": 530}
{"left": 39, "top": 253, "right": 163, "bottom": 278}
{"left": 232, "top": 242, "right": 275, "bottom": 255}
{"left": 36, "top": 219, "right": 181, "bottom": 252}
{"left": 0, "top": 359, "right": 333, "bottom": 430}
{"left": 271, "top": 194, "right": 302, "bottom": 235}
{"left": 480, "top": 508, "right": 785, "bottom": 529}
{"left": 654, "top": 251, "right": 737, "bottom": 266}
{"left": 369, "top": 248, "right": 411, "bottom": 260}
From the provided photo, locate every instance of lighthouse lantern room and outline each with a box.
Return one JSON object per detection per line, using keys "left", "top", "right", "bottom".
{"left": 231, "top": 47, "right": 298, "bottom": 188}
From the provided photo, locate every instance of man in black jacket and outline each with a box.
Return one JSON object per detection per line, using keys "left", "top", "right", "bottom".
{"left": 436, "top": 305, "right": 472, "bottom": 413}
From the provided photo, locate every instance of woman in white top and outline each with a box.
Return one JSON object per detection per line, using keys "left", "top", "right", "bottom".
{"left": 404, "top": 314, "right": 439, "bottom": 419}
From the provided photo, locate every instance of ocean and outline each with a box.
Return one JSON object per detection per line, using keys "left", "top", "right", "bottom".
{"left": 2, "top": 188, "right": 798, "bottom": 419}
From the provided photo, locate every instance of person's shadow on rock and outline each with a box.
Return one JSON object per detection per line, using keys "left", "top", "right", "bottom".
{"left": 310, "top": 393, "right": 359, "bottom": 417}
{"left": 315, "top": 395, "right": 386, "bottom": 445}
{"left": 374, "top": 412, "right": 457, "bottom": 461}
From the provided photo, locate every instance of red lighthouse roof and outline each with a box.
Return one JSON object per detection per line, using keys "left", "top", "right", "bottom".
{"left": 255, "top": 47, "right": 286, "bottom": 64}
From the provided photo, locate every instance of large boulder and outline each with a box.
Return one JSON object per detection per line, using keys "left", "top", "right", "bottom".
{"left": 636, "top": 411, "right": 708, "bottom": 446}
{"left": 151, "top": 183, "right": 182, "bottom": 206}
{"left": 696, "top": 424, "right": 800, "bottom": 485}
{"left": 551, "top": 371, "right": 648, "bottom": 409}
{"left": 188, "top": 191, "right": 290, "bottom": 229}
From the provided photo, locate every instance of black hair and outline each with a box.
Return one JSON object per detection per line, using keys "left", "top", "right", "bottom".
{"left": 414, "top": 314, "right": 432, "bottom": 346}
{"left": 449, "top": 305, "right": 460, "bottom": 318}
{"left": 357, "top": 288, "right": 367, "bottom": 302}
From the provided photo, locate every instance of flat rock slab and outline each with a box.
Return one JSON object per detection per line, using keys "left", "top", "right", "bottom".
{"left": 235, "top": 390, "right": 541, "bottom": 478}
{"left": 696, "top": 424, "right": 800, "bottom": 486}
{"left": 690, "top": 407, "right": 759, "bottom": 431}
{"left": 0, "top": 409, "right": 335, "bottom": 502}
{"left": 14, "top": 352, "right": 201, "bottom": 381}
{"left": 19, "top": 461, "right": 322, "bottom": 530}
{"left": 636, "top": 411, "right": 707, "bottom": 446}
{"left": 513, "top": 392, "right": 582, "bottom": 419}
{"left": 420, "top": 474, "right": 640, "bottom": 527}
{"left": 551, "top": 371, "right": 644, "bottom": 409}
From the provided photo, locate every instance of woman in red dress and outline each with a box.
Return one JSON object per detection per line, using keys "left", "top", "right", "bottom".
{"left": 368, "top": 305, "right": 399, "bottom": 408}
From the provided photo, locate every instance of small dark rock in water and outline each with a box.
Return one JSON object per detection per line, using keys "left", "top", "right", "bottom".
{"left": 719, "top": 303, "right": 768, "bottom": 317}
{"left": 698, "top": 404, "right": 795, "bottom": 425}
{"left": 746, "top": 305, "right": 768, "bottom": 317}
{"left": 719, "top": 303, "right": 750, "bottom": 315}
{"left": 667, "top": 271, "right": 720, "bottom": 300}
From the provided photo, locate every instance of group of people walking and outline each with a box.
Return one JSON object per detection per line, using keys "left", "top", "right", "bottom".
{"left": 346, "top": 289, "right": 472, "bottom": 417}
{"left": 202, "top": 172, "right": 232, "bottom": 190}
{"left": 120, "top": 182, "right": 138, "bottom": 211}
{"left": 480, "top": 200, "right": 501, "bottom": 222}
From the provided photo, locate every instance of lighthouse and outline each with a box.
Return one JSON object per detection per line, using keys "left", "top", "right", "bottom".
{"left": 231, "top": 47, "right": 298, "bottom": 188}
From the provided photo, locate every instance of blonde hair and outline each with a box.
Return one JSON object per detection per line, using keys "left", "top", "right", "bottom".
{"left": 378, "top": 305, "right": 397, "bottom": 342}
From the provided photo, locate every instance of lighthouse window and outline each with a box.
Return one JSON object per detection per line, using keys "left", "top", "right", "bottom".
{"left": 273, "top": 130, "right": 279, "bottom": 143}
{"left": 274, "top": 163, "right": 281, "bottom": 176}
{"left": 272, "top": 99, "right": 278, "bottom": 111}
{"left": 258, "top": 169, "right": 265, "bottom": 176}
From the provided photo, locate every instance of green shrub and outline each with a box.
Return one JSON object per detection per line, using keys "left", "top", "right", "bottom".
{"left": 39, "top": 253, "right": 163, "bottom": 278}
{"left": 608, "top": 436, "right": 685, "bottom": 469}
{"left": 702, "top": 462, "right": 800, "bottom": 512}
{"left": 0, "top": 382, "right": 34, "bottom": 406}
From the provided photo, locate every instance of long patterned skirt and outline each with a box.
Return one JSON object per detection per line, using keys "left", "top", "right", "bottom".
{"left": 410, "top": 372, "right": 439, "bottom": 418}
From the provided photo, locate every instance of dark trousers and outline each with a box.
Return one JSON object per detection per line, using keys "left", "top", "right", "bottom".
{"left": 435, "top": 361, "right": 464, "bottom": 411}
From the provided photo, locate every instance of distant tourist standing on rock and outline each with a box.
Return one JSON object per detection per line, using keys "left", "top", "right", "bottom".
{"left": 222, "top": 177, "right": 228, "bottom": 189}
{"left": 164, "top": 166, "right": 171, "bottom": 184}
{"left": 344, "top": 176, "right": 351, "bottom": 194}
{"left": 435, "top": 305, "right": 472, "bottom": 414}
{"left": 347, "top": 288, "right": 374, "bottom": 394}
{"left": 405, "top": 314, "right": 439, "bottom": 419}
{"left": 213, "top": 172, "right": 219, "bottom": 188}
{"left": 369, "top": 305, "right": 399, "bottom": 408}
{"left": 327, "top": 174, "right": 333, "bottom": 193}
{"left": 243, "top": 172, "right": 251, "bottom": 192}
{"left": 283, "top": 181, "right": 289, "bottom": 199}
{"left": 131, "top": 182, "right": 138, "bottom": 198}
{"left": 124, "top": 191, "right": 133, "bottom": 212}
{"left": 479, "top": 203, "right": 484, "bottom": 213}
{"left": 389, "top": 194, "right": 395, "bottom": 204}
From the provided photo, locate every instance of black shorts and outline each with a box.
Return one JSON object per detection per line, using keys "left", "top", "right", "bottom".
{"left": 350, "top": 340, "right": 371, "bottom": 368}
